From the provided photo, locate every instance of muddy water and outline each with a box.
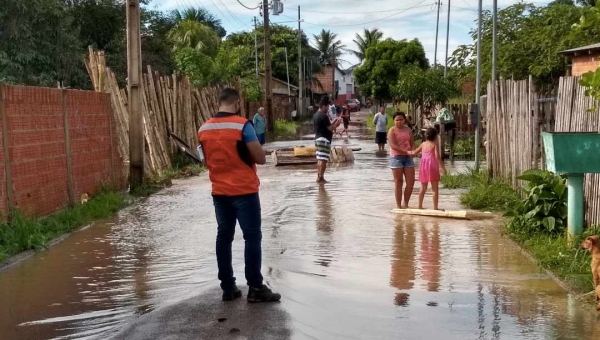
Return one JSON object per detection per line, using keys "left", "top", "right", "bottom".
{"left": 1, "top": 137, "right": 599, "bottom": 340}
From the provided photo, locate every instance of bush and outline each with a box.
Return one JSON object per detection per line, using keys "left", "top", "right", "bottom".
{"left": 505, "top": 169, "right": 568, "bottom": 239}
{"left": 452, "top": 137, "right": 475, "bottom": 159}
{"left": 441, "top": 167, "right": 484, "bottom": 189}
{"left": 460, "top": 176, "right": 520, "bottom": 211}
{"left": 274, "top": 119, "right": 299, "bottom": 136}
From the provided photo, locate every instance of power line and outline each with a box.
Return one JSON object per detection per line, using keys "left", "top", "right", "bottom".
{"left": 294, "top": 1, "right": 432, "bottom": 28}
{"left": 300, "top": 1, "right": 426, "bottom": 14}
{"left": 215, "top": 0, "right": 247, "bottom": 26}
{"left": 237, "top": 0, "right": 260, "bottom": 10}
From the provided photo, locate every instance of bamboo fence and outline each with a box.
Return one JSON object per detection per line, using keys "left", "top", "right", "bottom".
{"left": 554, "top": 76, "right": 600, "bottom": 225}
{"left": 486, "top": 77, "right": 539, "bottom": 188}
{"left": 85, "top": 47, "right": 245, "bottom": 176}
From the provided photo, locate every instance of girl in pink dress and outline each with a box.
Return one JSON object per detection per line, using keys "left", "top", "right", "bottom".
{"left": 409, "top": 128, "right": 447, "bottom": 210}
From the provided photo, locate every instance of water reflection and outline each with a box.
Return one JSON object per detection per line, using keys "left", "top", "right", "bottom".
{"left": 390, "top": 216, "right": 416, "bottom": 307}
{"left": 419, "top": 221, "right": 441, "bottom": 292}
{"left": 314, "top": 185, "right": 335, "bottom": 268}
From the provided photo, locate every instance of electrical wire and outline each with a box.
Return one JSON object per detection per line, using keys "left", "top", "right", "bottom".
{"left": 300, "top": 0, "right": 426, "bottom": 14}
{"left": 292, "top": 1, "right": 432, "bottom": 28}
{"left": 236, "top": 0, "right": 260, "bottom": 10}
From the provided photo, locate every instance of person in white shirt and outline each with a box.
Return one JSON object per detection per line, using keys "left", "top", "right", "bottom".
{"left": 373, "top": 105, "right": 389, "bottom": 152}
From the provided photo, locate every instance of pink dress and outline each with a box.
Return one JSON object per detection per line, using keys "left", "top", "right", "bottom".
{"left": 419, "top": 147, "right": 440, "bottom": 183}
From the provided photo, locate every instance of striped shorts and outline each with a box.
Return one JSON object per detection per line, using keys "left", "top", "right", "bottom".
{"left": 315, "top": 137, "right": 331, "bottom": 162}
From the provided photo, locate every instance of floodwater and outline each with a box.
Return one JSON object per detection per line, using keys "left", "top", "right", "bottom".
{"left": 1, "top": 133, "right": 600, "bottom": 339}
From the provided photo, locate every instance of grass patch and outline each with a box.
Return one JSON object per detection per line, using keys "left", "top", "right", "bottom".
{"left": 510, "top": 228, "right": 599, "bottom": 295}
{"left": 442, "top": 169, "right": 519, "bottom": 211}
{"left": 0, "top": 189, "right": 126, "bottom": 263}
{"left": 451, "top": 137, "right": 475, "bottom": 160}
{"left": 274, "top": 119, "right": 300, "bottom": 137}
{"left": 132, "top": 153, "right": 206, "bottom": 197}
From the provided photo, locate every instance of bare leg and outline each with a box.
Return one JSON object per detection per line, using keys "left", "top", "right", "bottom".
{"left": 317, "top": 160, "right": 328, "bottom": 182}
{"left": 432, "top": 181, "right": 440, "bottom": 210}
{"left": 418, "top": 182, "right": 428, "bottom": 209}
{"left": 392, "top": 168, "right": 404, "bottom": 209}
{"left": 403, "top": 167, "right": 415, "bottom": 208}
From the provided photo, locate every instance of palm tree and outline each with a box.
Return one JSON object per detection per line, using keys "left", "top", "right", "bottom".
{"left": 313, "top": 29, "right": 347, "bottom": 66}
{"left": 352, "top": 28, "right": 383, "bottom": 61}
{"left": 168, "top": 20, "right": 220, "bottom": 57}
{"left": 172, "top": 7, "right": 226, "bottom": 38}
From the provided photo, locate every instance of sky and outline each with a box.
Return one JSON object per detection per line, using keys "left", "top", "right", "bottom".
{"left": 150, "top": 0, "right": 554, "bottom": 68}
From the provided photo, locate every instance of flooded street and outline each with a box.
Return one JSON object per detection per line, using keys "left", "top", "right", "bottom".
{"left": 1, "top": 127, "right": 600, "bottom": 339}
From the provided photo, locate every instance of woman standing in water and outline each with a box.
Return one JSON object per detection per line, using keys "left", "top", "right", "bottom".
{"left": 388, "top": 112, "right": 415, "bottom": 209}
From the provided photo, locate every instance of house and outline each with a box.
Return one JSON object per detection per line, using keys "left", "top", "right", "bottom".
{"left": 560, "top": 43, "right": 600, "bottom": 76}
{"left": 310, "top": 63, "right": 357, "bottom": 106}
{"left": 258, "top": 73, "right": 298, "bottom": 96}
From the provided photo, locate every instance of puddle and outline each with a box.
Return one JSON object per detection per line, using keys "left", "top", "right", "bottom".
{"left": 0, "top": 127, "right": 598, "bottom": 339}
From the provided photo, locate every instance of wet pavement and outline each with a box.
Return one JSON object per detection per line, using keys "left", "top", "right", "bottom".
{"left": 1, "top": 116, "right": 600, "bottom": 340}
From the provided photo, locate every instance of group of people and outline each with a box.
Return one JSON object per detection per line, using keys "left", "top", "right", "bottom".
{"left": 197, "top": 88, "right": 451, "bottom": 303}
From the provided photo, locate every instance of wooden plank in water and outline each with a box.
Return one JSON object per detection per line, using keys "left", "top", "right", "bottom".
{"left": 391, "top": 208, "right": 493, "bottom": 220}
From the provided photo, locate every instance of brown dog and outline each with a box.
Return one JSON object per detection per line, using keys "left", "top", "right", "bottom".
{"left": 581, "top": 235, "right": 600, "bottom": 307}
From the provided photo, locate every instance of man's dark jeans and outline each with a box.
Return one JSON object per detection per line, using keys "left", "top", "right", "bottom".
{"left": 213, "top": 193, "right": 263, "bottom": 290}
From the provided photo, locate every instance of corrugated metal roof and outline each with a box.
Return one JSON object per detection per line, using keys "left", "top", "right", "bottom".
{"left": 560, "top": 43, "right": 600, "bottom": 55}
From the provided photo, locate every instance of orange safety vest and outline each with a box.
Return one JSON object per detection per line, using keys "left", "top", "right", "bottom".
{"left": 198, "top": 114, "right": 260, "bottom": 196}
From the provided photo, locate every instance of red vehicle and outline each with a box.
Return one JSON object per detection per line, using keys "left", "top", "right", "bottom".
{"left": 346, "top": 99, "right": 361, "bottom": 112}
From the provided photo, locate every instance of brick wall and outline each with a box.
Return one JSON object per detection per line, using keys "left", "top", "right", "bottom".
{"left": 0, "top": 85, "right": 125, "bottom": 217}
{"left": 311, "top": 66, "right": 334, "bottom": 94}
{"left": 572, "top": 55, "right": 600, "bottom": 76}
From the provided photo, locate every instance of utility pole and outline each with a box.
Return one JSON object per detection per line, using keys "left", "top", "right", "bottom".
{"left": 331, "top": 46, "right": 335, "bottom": 102}
{"left": 492, "top": 0, "right": 498, "bottom": 82}
{"left": 444, "top": 0, "right": 451, "bottom": 77}
{"left": 474, "top": 0, "right": 483, "bottom": 171}
{"left": 434, "top": 0, "right": 441, "bottom": 68}
{"left": 263, "top": 0, "right": 274, "bottom": 132}
{"left": 297, "top": 5, "right": 303, "bottom": 117}
{"left": 254, "top": 17, "right": 259, "bottom": 76}
{"left": 126, "top": 0, "right": 143, "bottom": 189}
{"left": 284, "top": 47, "right": 291, "bottom": 98}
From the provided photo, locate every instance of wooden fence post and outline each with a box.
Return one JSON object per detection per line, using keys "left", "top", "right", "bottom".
{"left": 62, "top": 90, "right": 75, "bottom": 206}
{"left": 0, "top": 84, "right": 14, "bottom": 212}
{"left": 439, "top": 117, "right": 445, "bottom": 161}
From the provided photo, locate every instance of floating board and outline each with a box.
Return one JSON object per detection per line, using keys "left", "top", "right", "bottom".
{"left": 272, "top": 146, "right": 355, "bottom": 166}
{"left": 391, "top": 208, "right": 494, "bottom": 220}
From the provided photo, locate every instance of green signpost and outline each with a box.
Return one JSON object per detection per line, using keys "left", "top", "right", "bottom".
{"left": 542, "top": 132, "right": 600, "bottom": 239}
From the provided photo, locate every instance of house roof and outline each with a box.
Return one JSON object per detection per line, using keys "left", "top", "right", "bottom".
{"left": 258, "top": 73, "right": 299, "bottom": 90}
{"left": 341, "top": 64, "right": 360, "bottom": 75}
{"left": 560, "top": 43, "right": 600, "bottom": 56}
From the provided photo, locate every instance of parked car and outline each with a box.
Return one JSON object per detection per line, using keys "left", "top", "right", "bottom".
{"left": 346, "top": 99, "right": 361, "bottom": 112}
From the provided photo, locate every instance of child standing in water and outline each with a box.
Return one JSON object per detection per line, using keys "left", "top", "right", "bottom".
{"left": 409, "top": 128, "right": 447, "bottom": 210}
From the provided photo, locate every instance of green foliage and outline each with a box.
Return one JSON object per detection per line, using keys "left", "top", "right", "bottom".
{"left": 392, "top": 67, "right": 458, "bottom": 114}
{"left": 351, "top": 29, "right": 384, "bottom": 62}
{"left": 452, "top": 137, "right": 476, "bottom": 159}
{"left": 222, "top": 24, "right": 321, "bottom": 88}
{"left": 0, "top": 0, "right": 88, "bottom": 87}
{"left": 459, "top": 173, "right": 520, "bottom": 211}
{"left": 171, "top": 7, "right": 226, "bottom": 38}
{"left": 313, "top": 29, "right": 347, "bottom": 66}
{"left": 241, "top": 75, "right": 263, "bottom": 102}
{"left": 449, "top": 1, "right": 600, "bottom": 88}
{"left": 0, "top": 189, "right": 125, "bottom": 262}
{"left": 168, "top": 20, "right": 220, "bottom": 56}
{"left": 576, "top": 3, "right": 600, "bottom": 105}
{"left": 274, "top": 119, "right": 299, "bottom": 136}
{"left": 354, "top": 38, "right": 428, "bottom": 101}
{"left": 505, "top": 169, "right": 568, "bottom": 237}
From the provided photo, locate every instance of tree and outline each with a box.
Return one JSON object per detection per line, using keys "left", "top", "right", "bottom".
{"left": 172, "top": 7, "right": 226, "bottom": 38}
{"left": 168, "top": 20, "right": 220, "bottom": 57}
{"left": 0, "top": 0, "right": 86, "bottom": 87}
{"left": 313, "top": 29, "right": 347, "bottom": 66}
{"left": 222, "top": 24, "right": 322, "bottom": 86}
{"left": 577, "top": 3, "right": 600, "bottom": 103}
{"left": 354, "top": 38, "right": 429, "bottom": 102}
{"left": 392, "top": 67, "right": 458, "bottom": 115}
{"left": 451, "top": 1, "right": 600, "bottom": 88}
{"left": 352, "top": 28, "right": 384, "bottom": 62}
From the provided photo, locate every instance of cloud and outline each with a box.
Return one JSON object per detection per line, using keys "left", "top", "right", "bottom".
{"left": 151, "top": 0, "right": 553, "bottom": 65}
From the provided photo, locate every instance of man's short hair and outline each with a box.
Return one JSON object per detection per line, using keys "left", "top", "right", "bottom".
{"left": 318, "top": 97, "right": 330, "bottom": 107}
{"left": 219, "top": 88, "right": 240, "bottom": 105}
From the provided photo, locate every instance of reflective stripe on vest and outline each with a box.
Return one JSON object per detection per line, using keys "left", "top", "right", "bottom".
{"left": 198, "top": 115, "right": 259, "bottom": 196}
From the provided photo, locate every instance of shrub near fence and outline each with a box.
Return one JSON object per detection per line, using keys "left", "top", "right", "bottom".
{"left": 0, "top": 84, "right": 125, "bottom": 217}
